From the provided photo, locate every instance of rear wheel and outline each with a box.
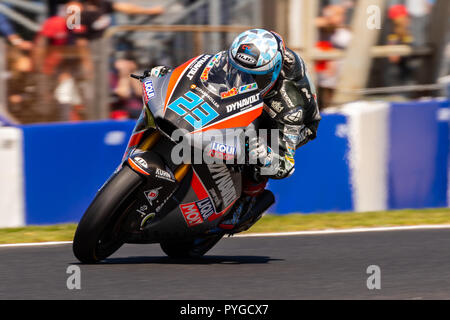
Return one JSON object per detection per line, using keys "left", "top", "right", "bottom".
{"left": 160, "top": 234, "right": 224, "bottom": 259}
{"left": 73, "top": 165, "right": 143, "bottom": 263}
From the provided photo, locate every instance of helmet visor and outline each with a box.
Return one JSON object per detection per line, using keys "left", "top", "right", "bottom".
{"left": 252, "top": 73, "right": 274, "bottom": 93}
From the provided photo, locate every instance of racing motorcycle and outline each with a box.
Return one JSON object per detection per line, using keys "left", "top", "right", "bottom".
{"left": 73, "top": 53, "right": 275, "bottom": 263}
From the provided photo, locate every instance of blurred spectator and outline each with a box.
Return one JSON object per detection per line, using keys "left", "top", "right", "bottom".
{"left": 32, "top": 1, "right": 86, "bottom": 121}
{"left": 48, "top": 0, "right": 71, "bottom": 17}
{"left": 385, "top": 4, "right": 414, "bottom": 86}
{"left": 0, "top": 6, "right": 32, "bottom": 51}
{"left": 110, "top": 52, "right": 143, "bottom": 119}
{"left": 405, "top": 0, "right": 433, "bottom": 47}
{"left": 315, "top": 4, "right": 352, "bottom": 109}
{"left": 71, "top": 1, "right": 164, "bottom": 121}
{"left": 75, "top": 0, "right": 164, "bottom": 41}
{"left": 7, "top": 47, "right": 36, "bottom": 117}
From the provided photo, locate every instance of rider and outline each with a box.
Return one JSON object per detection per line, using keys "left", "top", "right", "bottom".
{"left": 150, "top": 29, "right": 321, "bottom": 232}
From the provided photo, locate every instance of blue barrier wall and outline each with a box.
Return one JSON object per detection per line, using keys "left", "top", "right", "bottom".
{"left": 388, "top": 100, "right": 449, "bottom": 209}
{"left": 22, "top": 121, "right": 136, "bottom": 224}
{"left": 267, "top": 114, "right": 353, "bottom": 214}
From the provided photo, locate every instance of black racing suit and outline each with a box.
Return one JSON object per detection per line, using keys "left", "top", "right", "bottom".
{"left": 150, "top": 49, "right": 320, "bottom": 231}
{"left": 219, "top": 48, "right": 321, "bottom": 231}
{"left": 254, "top": 47, "right": 321, "bottom": 180}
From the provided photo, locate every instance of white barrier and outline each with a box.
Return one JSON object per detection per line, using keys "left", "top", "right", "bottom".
{"left": 0, "top": 127, "right": 25, "bottom": 227}
{"left": 340, "top": 102, "right": 390, "bottom": 212}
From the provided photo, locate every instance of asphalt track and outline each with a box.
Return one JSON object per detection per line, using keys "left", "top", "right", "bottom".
{"left": 1, "top": 228, "right": 450, "bottom": 299}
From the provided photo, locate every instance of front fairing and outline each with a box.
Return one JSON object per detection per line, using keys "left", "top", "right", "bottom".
{"left": 163, "top": 52, "right": 263, "bottom": 133}
{"left": 122, "top": 104, "right": 157, "bottom": 162}
{"left": 117, "top": 57, "right": 267, "bottom": 240}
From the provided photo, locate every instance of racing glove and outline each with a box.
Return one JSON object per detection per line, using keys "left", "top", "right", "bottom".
{"left": 247, "top": 136, "right": 273, "bottom": 168}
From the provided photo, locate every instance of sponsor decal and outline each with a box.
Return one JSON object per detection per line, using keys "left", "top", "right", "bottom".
{"left": 207, "top": 164, "right": 237, "bottom": 208}
{"left": 180, "top": 202, "right": 204, "bottom": 227}
{"left": 280, "top": 87, "right": 295, "bottom": 109}
{"left": 270, "top": 100, "right": 284, "bottom": 113}
{"left": 283, "top": 125, "right": 301, "bottom": 145}
{"left": 263, "top": 104, "right": 277, "bottom": 118}
{"left": 200, "top": 53, "right": 221, "bottom": 81}
{"left": 286, "top": 144, "right": 295, "bottom": 157}
{"left": 241, "top": 44, "right": 257, "bottom": 56}
{"left": 186, "top": 55, "right": 211, "bottom": 80}
{"left": 283, "top": 110, "right": 303, "bottom": 124}
{"left": 238, "top": 83, "right": 258, "bottom": 94}
{"left": 207, "top": 53, "right": 221, "bottom": 68}
{"left": 134, "top": 157, "right": 148, "bottom": 168}
{"left": 208, "top": 188, "right": 221, "bottom": 208}
{"left": 226, "top": 93, "right": 260, "bottom": 113}
{"left": 236, "top": 52, "right": 257, "bottom": 65}
{"left": 179, "top": 197, "right": 215, "bottom": 227}
{"left": 192, "top": 86, "right": 220, "bottom": 109}
{"left": 143, "top": 79, "right": 155, "bottom": 103}
{"left": 209, "top": 141, "right": 236, "bottom": 160}
{"left": 200, "top": 67, "right": 211, "bottom": 81}
{"left": 285, "top": 154, "right": 295, "bottom": 165}
{"left": 136, "top": 204, "right": 148, "bottom": 216}
{"left": 196, "top": 197, "right": 215, "bottom": 220}
{"left": 284, "top": 133, "right": 300, "bottom": 145}
{"left": 155, "top": 190, "right": 175, "bottom": 213}
{"left": 144, "top": 187, "right": 162, "bottom": 205}
{"left": 220, "top": 87, "right": 238, "bottom": 99}
{"left": 155, "top": 168, "right": 175, "bottom": 182}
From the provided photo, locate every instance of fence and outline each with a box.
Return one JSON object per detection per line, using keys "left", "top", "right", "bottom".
{"left": 1, "top": 40, "right": 98, "bottom": 124}
{"left": 95, "top": 24, "right": 254, "bottom": 120}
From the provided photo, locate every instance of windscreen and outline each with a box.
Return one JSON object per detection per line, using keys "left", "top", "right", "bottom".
{"left": 201, "top": 52, "right": 258, "bottom": 99}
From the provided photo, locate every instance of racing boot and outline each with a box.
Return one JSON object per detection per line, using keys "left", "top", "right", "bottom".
{"left": 218, "top": 178, "right": 274, "bottom": 233}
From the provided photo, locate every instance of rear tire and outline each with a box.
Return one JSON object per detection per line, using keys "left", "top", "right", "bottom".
{"left": 73, "top": 165, "right": 143, "bottom": 263}
{"left": 160, "top": 234, "right": 224, "bottom": 259}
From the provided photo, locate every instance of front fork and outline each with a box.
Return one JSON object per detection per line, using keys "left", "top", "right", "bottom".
{"left": 127, "top": 129, "right": 191, "bottom": 183}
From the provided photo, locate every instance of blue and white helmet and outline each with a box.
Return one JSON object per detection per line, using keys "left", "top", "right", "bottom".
{"left": 228, "top": 29, "right": 285, "bottom": 96}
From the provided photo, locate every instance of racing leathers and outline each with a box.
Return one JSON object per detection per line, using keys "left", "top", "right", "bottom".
{"left": 148, "top": 48, "right": 320, "bottom": 231}
{"left": 250, "top": 47, "right": 321, "bottom": 180}
{"left": 219, "top": 48, "right": 321, "bottom": 231}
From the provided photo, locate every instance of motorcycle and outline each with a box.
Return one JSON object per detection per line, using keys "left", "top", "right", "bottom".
{"left": 73, "top": 53, "right": 275, "bottom": 263}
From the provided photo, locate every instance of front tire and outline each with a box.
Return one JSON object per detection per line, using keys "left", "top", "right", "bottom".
{"left": 73, "top": 165, "right": 143, "bottom": 263}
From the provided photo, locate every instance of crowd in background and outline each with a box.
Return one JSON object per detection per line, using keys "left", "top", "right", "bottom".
{"left": 0, "top": 0, "right": 164, "bottom": 123}
{"left": 0, "top": 0, "right": 444, "bottom": 122}
{"left": 315, "top": 0, "right": 437, "bottom": 108}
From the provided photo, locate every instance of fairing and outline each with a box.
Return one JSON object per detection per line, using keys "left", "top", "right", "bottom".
{"left": 122, "top": 54, "right": 267, "bottom": 242}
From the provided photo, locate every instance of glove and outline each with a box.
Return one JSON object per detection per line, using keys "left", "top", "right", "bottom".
{"left": 247, "top": 136, "right": 273, "bottom": 168}
{"left": 297, "top": 126, "right": 314, "bottom": 147}
{"left": 149, "top": 66, "right": 171, "bottom": 78}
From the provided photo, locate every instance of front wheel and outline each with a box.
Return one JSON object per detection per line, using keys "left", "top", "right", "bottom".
{"left": 73, "top": 165, "right": 143, "bottom": 263}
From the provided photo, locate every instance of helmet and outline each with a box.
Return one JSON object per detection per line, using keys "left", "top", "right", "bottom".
{"left": 228, "top": 29, "right": 285, "bottom": 96}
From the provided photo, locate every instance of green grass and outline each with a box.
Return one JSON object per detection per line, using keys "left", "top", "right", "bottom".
{"left": 0, "top": 208, "right": 449, "bottom": 244}
{"left": 246, "top": 208, "right": 450, "bottom": 233}
{"left": 0, "top": 224, "right": 76, "bottom": 244}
